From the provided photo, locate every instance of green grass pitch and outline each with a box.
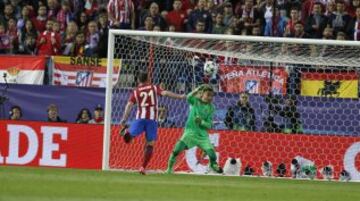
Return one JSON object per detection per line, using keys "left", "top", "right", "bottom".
{"left": 1, "top": 166, "right": 359, "bottom": 201}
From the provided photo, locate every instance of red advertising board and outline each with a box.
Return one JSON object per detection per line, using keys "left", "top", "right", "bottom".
{"left": 110, "top": 129, "right": 360, "bottom": 179}
{"left": 0, "top": 121, "right": 103, "bottom": 169}
{"left": 1, "top": 120, "right": 359, "bottom": 180}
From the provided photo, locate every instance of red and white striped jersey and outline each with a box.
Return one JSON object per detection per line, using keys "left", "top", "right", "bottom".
{"left": 107, "top": 0, "right": 134, "bottom": 25}
{"left": 128, "top": 84, "right": 163, "bottom": 120}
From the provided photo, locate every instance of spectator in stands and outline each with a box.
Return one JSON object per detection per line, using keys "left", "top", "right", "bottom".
{"left": 66, "top": 32, "right": 87, "bottom": 56}
{"left": 86, "top": 21, "right": 99, "bottom": 56}
{"left": 325, "top": 1, "right": 336, "bottom": 17}
{"left": 47, "top": 0, "right": 60, "bottom": 19}
{"left": 138, "top": 0, "right": 164, "bottom": 12}
{"left": 181, "top": 0, "right": 197, "bottom": 14}
{"left": 168, "top": 24, "right": 176, "bottom": 32}
{"left": 19, "top": 33, "right": 37, "bottom": 55}
{"left": 262, "top": 95, "right": 283, "bottom": 133}
{"left": 261, "top": 0, "right": 276, "bottom": 36}
{"left": 8, "top": 0, "right": 22, "bottom": 19}
{"left": 139, "top": 15, "right": 155, "bottom": 31}
{"left": 328, "top": 0, "right": 351, "bottom": 34}
{"left": 16, "top": 5, "right": 31, "bottom": 31}
{"left": 153, "top": 25, "right": 161, "bottom": 31}
{"left": 89, "top": 105, "right": 104, "bottom": 124}
{"left": 22, "top": 19, "right": 38, "bottom": 38}
{"left": 284, "top": 7, "right": 301, "bottom": 36}
{"left": 276, "top": 0, "right": 291, "bottom": 13}
{"left": 228, "top": 15, "right": 242, "bottom": 35}
{"left": 97, "top": 10, "right": 109, "bottom": 57}
{"left": 62, "top": 21, "right": 78, "bottom": 55}
{"left": 36, "top": 19, "right": 61, "bottom": 55}
{"left": 323, "top": 25, "right": 334, "bottom": 39}
{"left": 166, "top": 0, "right": 187, "bottom": 32}
{"left": 284, "top": 22, "right": 311, "bottom": 57}
{"left": 107, "top": 0, "right": 135, "bottom": 29}
{"left": 98, "top": 10, "right": 110, "bottom": 35}
{"left": 305, "top": 2, "right": 328, "bottom": 38}
{"left": 348, "top": 7, "right": 360, "bottom": 40}
{"left": 302, "top": 0, "right": 326, "bottom": 22}
{"left": 32, "top": 5, "right": 48, "bottom": 33}
{"left": 6, "top": 17, "right": 18, "bottom": 53}
{"left": 69, "top": 0, "right": 85, "bottom": 17}
{"left": 187, "top": 0, "right": 212, "bottom": 33}
{"left": 222, "top": 1, "right": 235, "bottom": 27}
{"left": 235, "top": 0, "right": 263, "bottom": 35}
{"left": 348, "top": 0, "right": 360, "bottom": 17}
{"left": 38, "top": 1, "right": 47, "bottom": 8}
{"left": 251, "top": 25, "right": 262, "bottom": 36}
{"left": 56, "top": 0, "right": 74, "bottom": 32}
{"left": 206, "top": 0, "right": 219, "bottom": 14}
{"left": 158, "top": 106, "right": 176, "bottom": 128}
{"left": 194, "top": 19, "right": 207, "bottom": 33}
{"left": 84, "top": 0, "right": 99, "bottom": 19}
{"left": 279, "top": 96, "right": 302, "bottom": 134}
{"left": 76, "top": 11, "right": 89, "bottom": 32}
{"left": 0, "top": 4, "right": 15, "bottom": 27}
{"left": 212, "top": 12, "right": 226, "bottom": 34}
{"left": 47, "top": 104, "right": 66, "bottom": 122}
{"left": 289, "top": 0, "right": 302, "bottom": 10}
{"left": 9, "top": 105, "right": 22, "bottom": 120}
{"left": 272, "top": 7, "right": 289, "bottom": 37}
{"left": 52, "top": 20, "right": 61, "bottom": 34}
{"left": 141, "top": 2, "right": 167, "bottom": 31}
{"left": 224, "top": 92, "right": 256, "bottom": 131}
{"left": 76, "top": 108, "right": 92, "bottom": 124}
{"left": 210, "top": 7, "right": 217, "bottom": 24}
{"left": 18, "top": 19, "right": 38, "bottom": 54}
{"left": 286, "top": 21, "right": 310, "bottom": 38}
{"left": 0, "top": 24, "right": 11, "bottom": 54}
{"left": 24, "top": 3, "right": 36, "bottom": 19}
{"left": 336, "top": 31, "right": 347, "bottom": 39}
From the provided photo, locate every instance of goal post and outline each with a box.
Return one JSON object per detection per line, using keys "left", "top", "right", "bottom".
{"left": 102, "top": 30, "right": 115, "bottom": 170}
{"left": 103, "top": 29, "right": 360, "bottom": 180}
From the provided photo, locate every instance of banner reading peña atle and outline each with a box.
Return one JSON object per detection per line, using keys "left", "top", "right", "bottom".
{"left": 219, "top": 65, "right": 288, "bottom": 95}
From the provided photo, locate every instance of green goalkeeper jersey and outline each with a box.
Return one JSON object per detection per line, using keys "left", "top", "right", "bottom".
{"left": 183, "top": 94, "right": 215, "bottom": 139}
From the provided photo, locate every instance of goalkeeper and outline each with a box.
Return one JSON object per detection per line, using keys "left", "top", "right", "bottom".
{"left": 166, "top": 84, "right": 223, "bottom": 174}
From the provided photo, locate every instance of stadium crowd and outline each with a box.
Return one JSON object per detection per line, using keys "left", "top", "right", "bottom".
{"left": 8, "top": 103, "right": 105, "bottom": 124}
{"left": 0, "top": 0, "right": 360, "bottom": 56}
{"left": 0, "top": 0, "right": 358, "bottom": 133}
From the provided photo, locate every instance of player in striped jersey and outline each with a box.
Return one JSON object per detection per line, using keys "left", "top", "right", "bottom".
{"left": 120, "top": 71, "right": 185, "bottom": 175}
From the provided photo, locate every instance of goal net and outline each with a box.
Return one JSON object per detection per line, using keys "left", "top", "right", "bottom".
{"left": 104, "top": 30, "right": 360, "bottom": 181}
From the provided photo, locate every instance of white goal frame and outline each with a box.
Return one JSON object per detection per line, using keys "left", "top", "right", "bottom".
{"left": 102, "top": 29, "right": 360, "bottom": 170}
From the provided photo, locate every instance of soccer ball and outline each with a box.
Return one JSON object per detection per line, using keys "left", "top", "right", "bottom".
{"left": 203, "top": 60, "right": 218, "bottom": 76}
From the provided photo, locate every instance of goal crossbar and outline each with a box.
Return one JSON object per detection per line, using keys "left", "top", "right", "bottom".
{"left": 109, "top": 29, "right": 360, "bottom": 47}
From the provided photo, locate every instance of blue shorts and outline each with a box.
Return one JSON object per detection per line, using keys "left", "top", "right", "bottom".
{"left": 128, "top": 119, "right": 158, "bottom": 142}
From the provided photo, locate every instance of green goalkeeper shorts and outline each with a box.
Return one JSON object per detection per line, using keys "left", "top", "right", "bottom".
{"left": 180, "top": 132, "right": 214, "bottom": 150}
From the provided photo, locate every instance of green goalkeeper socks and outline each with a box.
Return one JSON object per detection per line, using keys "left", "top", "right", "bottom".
{"left": 166, "top": 154, "right": 176, "bottom": 174}
{"left": 166, "top": 141, "right": 188, "bottom": 174}
{"left": 204, "top": 148, "right": 223, "bottom": 173}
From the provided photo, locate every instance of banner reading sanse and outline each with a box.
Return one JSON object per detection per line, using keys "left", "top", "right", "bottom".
{"left": 52, "top": 56, "right": 121, "bottom": 88}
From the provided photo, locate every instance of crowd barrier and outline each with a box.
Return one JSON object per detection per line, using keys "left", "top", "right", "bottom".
{"left": 2, "top": 83, "right": 360, "bottom": 135}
